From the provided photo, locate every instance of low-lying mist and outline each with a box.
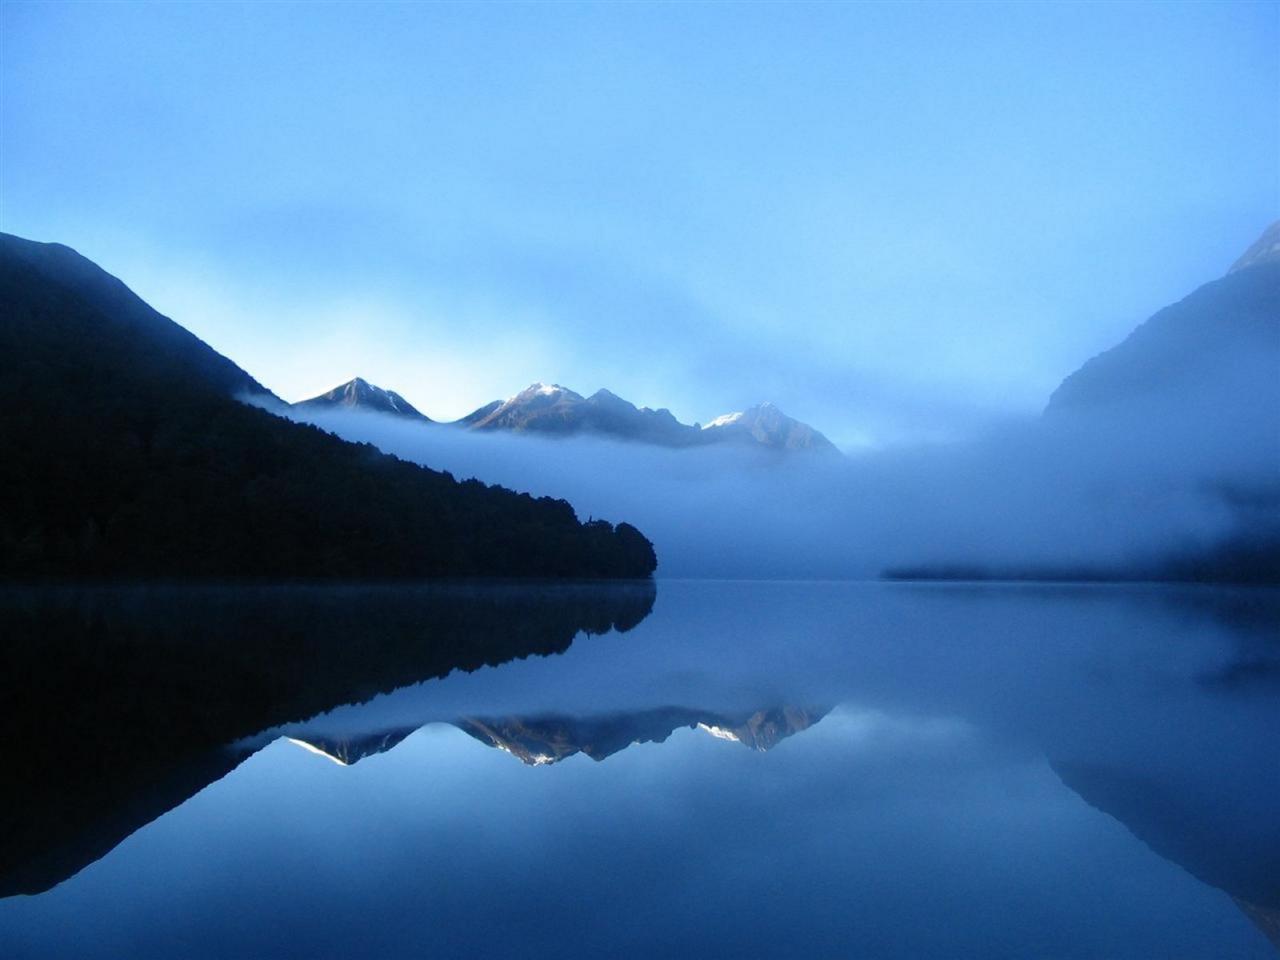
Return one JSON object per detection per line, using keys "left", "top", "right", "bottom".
{"left": 270, "top": 390, "right": 1278, "bottom": 579}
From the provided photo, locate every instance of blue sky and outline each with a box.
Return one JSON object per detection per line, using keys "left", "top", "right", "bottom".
{"left": 2, "top": 1, "right": 1276, "bottom": 446}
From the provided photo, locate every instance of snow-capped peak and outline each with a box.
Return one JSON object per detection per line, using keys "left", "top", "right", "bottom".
{"left": 703, "top": 411, "right": 744, "bottom": 430}
{"left": 507, "top": 381, "right": 570, "bottom": 402}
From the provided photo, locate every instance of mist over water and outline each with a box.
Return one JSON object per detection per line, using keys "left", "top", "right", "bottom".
{"left": 277, "top": 393, "right": 1276, "bottom": 578}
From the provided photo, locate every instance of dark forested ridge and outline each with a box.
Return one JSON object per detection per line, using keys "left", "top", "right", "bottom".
{"left": 0, "top": 233, "right": 656, "bottom": 579}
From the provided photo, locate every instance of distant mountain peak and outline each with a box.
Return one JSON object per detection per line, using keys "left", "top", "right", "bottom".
{"left": 1228, "top": 220, "right": 1280, "bottom": 275}
{"left": 294, "top": 377, "right": 431, "bottom": 421}
{"left": 457, "top": 384, "right": 839, "bottom": 453}
{"left": 701, "top": 401, "right": 838, "bottom": 454}
{"left": 514, "top": 381, "right": 579, "bottom": 400}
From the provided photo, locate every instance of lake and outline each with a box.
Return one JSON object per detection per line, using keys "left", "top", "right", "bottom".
{"left": 0, "top": 580, "right": 1276, "bottom": 958}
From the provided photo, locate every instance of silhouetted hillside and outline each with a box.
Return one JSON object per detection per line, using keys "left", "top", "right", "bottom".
{"left": 1047, "top": 257, "right": 1279, "bottom": 419}
{"left": 886, "top": 222, "right": 1280, "bottom": 585}
{"left": 0, "top": 233, "right": 656, "bottom": 580}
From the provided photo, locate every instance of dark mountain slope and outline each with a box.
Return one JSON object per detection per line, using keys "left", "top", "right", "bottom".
{"left": 1, "top": 234, "right": 272, "bottom": 401}
{"left": 887, "top": 222, "right": 1280, "bottom": 584}
{"left": 0, "top": 233, "right": 655, "bottom": 579}
{"left": 1044, "top": 237, "right": 1280, "bottom": 582}
{"left": 1046, "top": 258, "right": 1280, "bottom": 418}
{"left": 457, "top": 398, "right": 502, "bottom": 426}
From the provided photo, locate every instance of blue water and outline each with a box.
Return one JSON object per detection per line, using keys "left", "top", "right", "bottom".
{"left": 2, "top": 581, "right": 1277, "bottom": 958}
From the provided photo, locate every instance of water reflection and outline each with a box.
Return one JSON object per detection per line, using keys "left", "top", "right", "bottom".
{"left": 0, "top": 581, "right": 1276, "bottom": 958}
{"left": 1053, "top": 761, "right": 1280, "bottom": 948}
{"left": 0, "top": 581, "right": 655, "bottom": 896}
{"left": 288, "top": 705, "right": 828, "bottom": 767}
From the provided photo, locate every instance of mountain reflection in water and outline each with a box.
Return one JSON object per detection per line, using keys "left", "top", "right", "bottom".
{"left": 0, "top": 581, "right": 1277, "bottom": 959}
{"left": 0, "top": 582, "right": 655, "bottom": 897}
{"left": 288, "top": 705, "right": 828, "bottom": 768}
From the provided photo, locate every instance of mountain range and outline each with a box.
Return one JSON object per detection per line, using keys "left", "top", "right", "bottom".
{"left": 283, "top": 705, "right": 827, "bottom": 769}
{"left": 296, "top": 379, "right": 839, "bottom": 454}
{"left": 0, "top": 232, "right": 656, "bottom": 580}
{"left": 454, "top": 704, "right": 827, "bottom": 765}
{"left": 3, "top": 218, "right": 1276, "bottom": 583}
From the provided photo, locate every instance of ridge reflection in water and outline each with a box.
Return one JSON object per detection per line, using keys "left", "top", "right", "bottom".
{"left": 0, "top": 581, "right": 655, "bottom": 898}
{"left": 0, "top": 581, "right": 1277, "bottom": 959}
{"left": 286, "top": 705, "right": 829, "bottom": 767}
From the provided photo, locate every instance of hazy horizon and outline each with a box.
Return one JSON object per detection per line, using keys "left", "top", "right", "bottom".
{"left": 3, "top": 1, "right": 1276, "bottom": 447}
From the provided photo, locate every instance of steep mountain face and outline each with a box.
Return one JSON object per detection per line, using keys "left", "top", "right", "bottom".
{"left": 0, "top": 232, "right": 656, "bottom": 580}
{"left": 0, "top": 234, "right": 273, "bottom": 401}
{"left": 1046, "top": 242, "right": 1280, "bottom": 420}
{"left": 886, "top": 222, "right": 1279, "bottom": 585}
{"left": 294, "top": 377, "right": 430, "bottom": 421}
{"left": 458, "top": 382, "right": 838, "bottom": 453}
{"left": 700, "top": 401, "right": 839, "bottom": 453}
{"left": 893, "top": 222, "right": 1279, "bottom": 584}
{"left": 1046, "top": 226, "right": 1279, "bottom": 583}
{"left": 457, "top": 398, "right": 502, "bottom": 426}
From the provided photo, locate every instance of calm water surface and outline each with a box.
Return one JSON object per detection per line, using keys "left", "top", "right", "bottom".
{"left": 1, "top": 580, "right": 1277, "bottom": 958}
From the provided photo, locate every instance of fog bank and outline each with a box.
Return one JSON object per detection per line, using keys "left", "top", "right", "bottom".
{"left": 272, "top": 401, "right": 1276, "bottom": 580}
